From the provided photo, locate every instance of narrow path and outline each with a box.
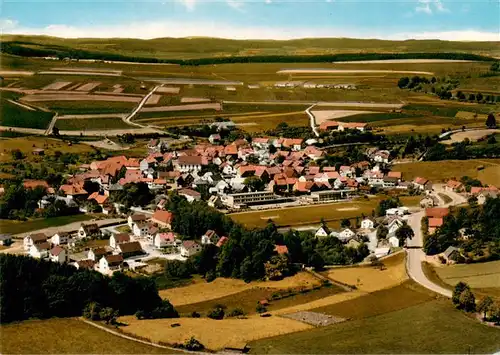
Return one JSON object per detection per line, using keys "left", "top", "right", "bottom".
{"left": 44, "top": 113, "right": 58, "bottom": 135}
{"left": 79, "top": 318, "right": 207, "bottom": 354}
{"left": 306, "top": 104, "right": 319, "bottom": 137}
{"left": 124, "top": 84, "right": 163, "bottom": 128}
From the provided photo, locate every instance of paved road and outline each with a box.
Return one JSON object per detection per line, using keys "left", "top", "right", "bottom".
{"left": 405, "top": 187, "right": 466, "bottom": 298}
{"left": 124, "top": 84, "right": 162, "bottom": 128}
{"left": 305, "top": 104, "right": 319, "bottom": 137}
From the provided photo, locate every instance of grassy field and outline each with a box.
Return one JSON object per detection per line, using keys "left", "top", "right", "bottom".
{"left": 249, "top": 300, "right": 500, "bottom": 354}
{"left": 0, "top": 318, "right": 178, "bottom": 354}
{"left": 0, "top": 215, "right": 93, "bottom": 235}
{"left": 322, "top": 252, "right": 407, "bottom": 292}
{"left": 396, "top": 159, "right": 500, "bottom": 182}
{"left": 399, "top": 195, "right": 423, "bottom": 207}
{"left": 55, "top": 117, "right": 134, "bottom": 130}
{"left": 37, "top": 101, "right": 136, "bottom": 115}
{"left": 230, "top": 198, "right": 380, "bottom": 228}
{"left": 160, "top": 272, "right": 321, "bottom": 306}
{"left": 434, "top": 260, "right": 500, "bottom": 289}
{"left": 0, "top": 93, "right": 54, "bottom": 129}
{"left": 477, "top": 164, "right": 500, "bottom": 187}
{"left": 175, "top": 284, "right": 343, "bottom": 317}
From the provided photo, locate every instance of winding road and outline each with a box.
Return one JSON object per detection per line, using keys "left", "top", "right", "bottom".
{"left": 405, "top": 185, "right": 467, "bottom": 298}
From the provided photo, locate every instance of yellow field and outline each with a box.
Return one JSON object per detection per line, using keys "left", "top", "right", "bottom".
{"left": 119, "top": 315, "right": 312, "bottom": 351}
{"left": 434, "top": 260, "right": 500, "bottom": 289}
{"left": 396, "top": 159, "right": 500, "bottom": 183}
{"left": 159, "top": 272, "right": 320, "bottom": 306}
{"left": 477, "top": 164, "right": 500, "bottom": 187}
{"left": 323, "top": 252, "right": 407, "bottom": 292}
{"left": 230, "top": 197, "right": 381, "bottom": 228}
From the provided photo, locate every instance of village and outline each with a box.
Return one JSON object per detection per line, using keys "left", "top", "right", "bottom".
{"left": 10, "top": 130, "right": 498, "bottom": 277}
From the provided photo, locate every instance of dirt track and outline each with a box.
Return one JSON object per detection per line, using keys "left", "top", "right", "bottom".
{"left": 57, "top": 113, "right": 127, "bottom": 120}
{"left": 42, "top": 81, "right": 72, "bottom": 90}
{"left": 141, "top": 102, "right": 222, "bottom": 112}
{"left": 333, "top": 59, "right": 475, "bottom": 64}
{"left": 443, "top": 129, "right": 500, "bottom": 144}
{"left": 278, "top": 69, "right": 434, "bottom": 75}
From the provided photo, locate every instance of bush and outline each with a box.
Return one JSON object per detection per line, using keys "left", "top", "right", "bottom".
{"left": 207, "top": 305, "right": 225, "bottom": 320}
{"left": 183, "top": 337, "right": 205, "bottom": 351}
{"left": 228, "top": 308, "right": 245, "bottom": 317}
{"left": 83, "top": 302, "right": 102, "bottom": 321}
{"left": 205, "top": 270, "right": 216, "bottom": 282}
{"left": 271, "top": 292, "right": 282, "bottom": 300}
{"left": 256, "top": 304, "right": 267, "bottom": 313}
{"left": 191, "top": 311, "right": 201, "bottom": 318}
{"left": 99, "top": 307, "right": 119, "bottom": 325}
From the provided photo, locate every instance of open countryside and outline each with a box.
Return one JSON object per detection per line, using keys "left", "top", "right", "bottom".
{"left": 1, "top": 2, "right": 500, "bottom": 353}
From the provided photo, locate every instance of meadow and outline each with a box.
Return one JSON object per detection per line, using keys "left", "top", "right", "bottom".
{"left": 0, "top": 318, "right": 177, "bottom": 354}
{"left": 55, "top": 117, "right": 134, "bottom": 130}
{"left": 36, "top": 100, "right": 136, "bottom": 115}
{"left": 0, "top": 215, "right": 93, "bottom": 235}
{"left": 434, "top": 260, "right": 500, "bottom": 289}
{"left": 249, "top": 300, "right": 500, "bottom": 354}
{"left": 229, "top": 198, "right": 381, "bottom": 228}
{"left": 0, "top": 92, "right": 54, "bottom": 129}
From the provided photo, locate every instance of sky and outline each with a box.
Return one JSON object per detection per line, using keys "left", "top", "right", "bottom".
{"left": 0, "top": 0, "right": 499, "bottom": 41}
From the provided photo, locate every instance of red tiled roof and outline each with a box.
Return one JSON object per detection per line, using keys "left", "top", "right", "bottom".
{"left": 216, "top": 236, "right": 229, "bottom": 248}
{"left": 59, "top": 184, "right": 88, "bottom": 196}
{"left": 23, "top": 180, "right": 49, "bottom": 190}
{"left": 319, "top": 121, "right": 340, "bottom": 130}
{"left": 426, "top": 208, "right": 450, "bottom": 218}
{"left": 152, "top": 210, "right": 173, "bottom": 224}
{"left": 387, "top": 171, "right": 402, "bottom": 179}
{"left": 158, "top": 232, "right": 177, "bottom": 242}
{"left": 113, "top": 233, "right": 130, "bottom": 243}
{"left": 428, "top": 217, "right": 444, "bottom": 228}
{"left": 118, "top": 241, "right": 143, "bottom": 254}
{"left": 50, "top": 245, "right": 65, "bottom": 256}
{"left": 274, "top": 245, "right": 289, "bottom": 255}
{"left": 414, "top": 177, "right": 429, "bottom": 185}
{"left": 178, "top": 155, "right": 203, "bottom": 166}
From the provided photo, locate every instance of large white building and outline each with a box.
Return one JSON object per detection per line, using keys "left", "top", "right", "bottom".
{"left": 225, "top": 191, "right": 278, "bottom": 208}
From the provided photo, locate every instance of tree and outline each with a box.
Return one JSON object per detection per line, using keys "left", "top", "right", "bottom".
{"left": 99, "top": 307, "right": 119, "bottom": 324}
{"left": 264, "top": 254, "right": 291, "bottom": 280}
{"left": 376, "top": 225, "right": 389, "bottom": 240}
{"left": 476, "top": 92, "right": 483, "bottom": 102}
{"left": 83, "top": 302, "right": 101, "bottom": 320}
{"left": 395, "top": 223, "right": 414, "bottom": 246}
{"left": 207, "top": 305, "right": 225, "bottom": 320}
{"left": 397, "top": 77, "right": 410, "bottom": 89}
{"left": 458, "top": 289, "right": 476, "bottom": 312}
{"left": 340, "top": 218, "right": 351, "bottom": 228}
{"left": 244, "top": 176, "right": 265, "bottom": 192}
{"left": 52, "top": 127, "right": 60, "bottom": 136}
{"left": 246, "top": 154, "right": 259, "bottom": 164}
{"left": 486, "top": 113, "right": 497, "bottom": 129}
{"left": 468, "top": 93, "right": 476, "bottom": 101}
{"left": 164, "top": 260, "right": 192, "bottom": 279}
{"left": 182, "top": 337, "right": 205, "bottom": 351}
{"left": 256, "top": 303, "right": 267, "bottom": 313}
{"left": 228, "top": 308, "right": 245, "bottom": 317}
{"left": 491, "top": 61, "right": 500, "bottom": 72}
{"left": 478, "top": 296, "right": 494, "bottom": 320}
{"left": 11, "top": 149, "right": 25, "bottom": 160}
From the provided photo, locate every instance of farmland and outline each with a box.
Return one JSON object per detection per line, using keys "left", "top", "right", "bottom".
{"left": 0, "top": 215, "right": 93, "bottom": 235}
{"left": 434, "top": 260, "right": 500, "bottom": 289}
{"left": 55, "top": 117, "right": 134, "bottom": 130}
{"left": 0, "top": 318, "right": 177, "bottom": 354}
{"left": 0, "top": 92, "right": 54, "bottom": 129}
{"left": 230, "top": 198, "right": 381, "bottom": 228}
{"left": 249, "top": 300, "right": 500, "bottom": 354}
{"left": 395, "top": 159, "right": 500, "bottom": 183}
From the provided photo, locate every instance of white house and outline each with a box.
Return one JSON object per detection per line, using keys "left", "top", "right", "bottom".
{"left": 78, "top": 223, "right": 101, "bottom": 239}
{"left": 375, "top": 247, "right": 391, "bottom": 258}
{"left": 201, "top": 230, "right": 220, "bottom": 245}
{"left": 29, "top": 242, "right": 50, "bottom": 259}
{"left": 360, "top": 218, "right": 375, "bottom": 230}
{"left": 179, "top": 188, "right": 202, "bottom": 203}
{"left": 88, "top": 247, "right": 108, "bottom": 261}
{"left": 49, "top": 246, "right": 67, "bottom": 263}
{"left": 109, "top": 233, "right": 131, "bottom": 249}
{"left": 24, "top": 233, "right": 48, "bottom": 251}
{"left": 386, "top": 207, "right": 409, "bottom": 216}
{"left": 388, "top": 219, "right": 404, "bottom": 235}
{"left": 133, "top": 222, "right": 150, "bottom": 238}
{"left": 99, "top": 254, "right": 124, "bottom": 274}
{"left": 315, "top": 225, "right": 331, "bottom": 238}
{"left": 388, "top": 236, "right": 400, "bottom": 248}
{"left": 339, "top": 228, "right": 356, "bottom": 242}
{"left": 154, "top": 232, "right": 179, "bottom": 249}
{"left": 51, "top": 232, "right": 70, "bottom": 245}
{"left": 128, "top": 214, "right": 147, "bottom": 229}
{"left": 180, "top": 240, "right": 202, "bottom": 257}
{"left": 208, "top": 195, "right": 223, "bottom": 208}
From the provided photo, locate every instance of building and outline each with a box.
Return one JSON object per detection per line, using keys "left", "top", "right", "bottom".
{"left": 117, "top": 241, "right": 144, "bottom": 259}
{"left": 88, "top": 247, "right": 108, "bottom": 261}
{"left": 132, "top": 222, "right": 151, "bottom": 238}
{"left": 24, "top": 233, "right": 48, "bottom": 251}
{"left": 225, "top": 191, "right": 278, "bottom": 208}
{"left": 308, "top": 189, "right": 351, "bottom": 203}
{"left": 154, "top": 232, "right": 179, "bottom": 249}
{"left": 445, "top": 180, "right": 464, "bottom": 193}
{"left": 99, "top": 254, "right": 124, "bottom": 274}
{"left": 216, "top": 236, "right": 229, "bottom": 248}
{"left": 388, "top": 236, "right": 400, "bottom": 248}
{"left": 51, "top": 232, "right": 70, "bottom": 245}
{"left": 360, "top": 218, "right": 375, "bottom": 230}
{"left": 73, "top": 259, "right": 96, "bottom": 270}
{"left": 208, "top": 195, "right": 223, "bottom": 208}
{"left": 29, "top": 242, "right": 50, "bottom": 259}
{"left": 151, "top": 210, "right": 174, "bottom": 229}
{"left": 175, "top": 155, "right": 203, "bottom": 173}
{"left": 338, "top": 228, "right": 355, "bottom": 242}
{"left": 413, "top": 177, "right": 432, "bottom": 192}
{"left": 441, "top": 246, "right": 461, "bottom": 264}
{"left": 428, "top": 217, "right": 444, "bottom": 234}
{"left": 315, "top": 225, "right": 331, "bottom": 238}
{"left": 78, "top": 223, "right": 101, "bottom": 239}
{"left": 178, "top": 188, "right": 202, "bottom": 203}
{"left": 274, "top": 245, "right": 289, "bottom": 255}
{"left": 201, "top": 230, "right": 220, "bottom": 245}
{"left": 110, "top": 233, "right": 131, "bottom": 249}
{"left": 49, "top": 246, "right": 67, "bottom": 263}
{"left": 477, "top": 191, "right": 499, "bottom": 205}
{"left": 180, "top": 240, "right": 202, "bottom": 257}
{"left": 425, "top": 207, "right": 450, "bottom": 219}
{"left": 128, "top": 214, "right": 147, "bottom": 229}
{"left": 388, "top": 219, "right": 404, "bottom": 234}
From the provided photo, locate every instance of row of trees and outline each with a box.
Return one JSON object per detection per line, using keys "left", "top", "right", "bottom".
{"left": 424, "top": 196, "right": 500, "bottom": 258}
{"left": 452, "top": 282, "right": 500, "bottom": 324}
{"left": 425, "top": 140, "right": 500, "bottom": 162}
{"left": 0, "top": 254, "right": 177, "bottom": 323}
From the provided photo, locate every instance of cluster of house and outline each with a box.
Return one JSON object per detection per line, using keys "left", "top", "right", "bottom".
{"left": 445, "top": 180, "right": 499, "bottom": 204}
{"left": 315, "top": 206, "right": 410, "bottom": 259}
{"left": 274, "top": 81, "right": 356, "bottom": 90}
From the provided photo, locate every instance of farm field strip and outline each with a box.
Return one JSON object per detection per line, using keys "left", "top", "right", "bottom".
{"left": 41, "top": 81, "right": 72, "bottom": 90}
{"left": 6, "top": 99, "right": 36, "bottom": 111}
{"left": 442, "top": 129, "right": 500, "bottom": 144}
{"left": 181, "top": 97, "right": 211, "bottom": 103}
{"left": 335, "top": 59, "right": 477, "bottom": 64}
{"left": 38, "top": 71, "right": 121, "bottom": 76}
{"left": 136, "top": 111, "right": 270, "bottom": 122}
{"left": 51, "top": 67, "right": 123, "bottom": 74}
{"left": 75, "top": 82, "right": 101, "bottom": 91}
{"left": 145, "top": 94, "right": 161, "bottom": 105}
{"left": 278, "top": 69, "right": 435, "bottom": 75}
{"left": 140, "top": 102, "right": 222, "bottom": 112}
{"left": 311, "top": 110, "right": 380, "bottom": 123}
{"left": 57, "top": 113, "right": 128, "bottom": 119}
{"left": 0, "top": 70, "right": 34, "bottom": 76}
{"left": 20, "top": 94, "right": 142, "bottom": 103}
{"left": 156, "top": 86, "right": 181, "bottom": 94}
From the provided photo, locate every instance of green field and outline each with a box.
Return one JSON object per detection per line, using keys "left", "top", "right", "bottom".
{"left": 0, "top": 93, "right": 54, "bottom": 129}
{"left": 434, "top": 260, "right": 500, "bottom": 289}
{"left": 176, "top": 284, "right": 344, "bottom": 316}
{"left": 38, "top": 101, "right": 136, "bottom": 115}
{"left": 0, "top": 215, "right": 93, "bottom": 235}
{"left": 55, "top": 117, "right": 134, "bottom": 130}
{"left": 250, "top": 300, "right": 500, "bottom": 354}
{"left": 0, "top": 318, "right": 179, "bottom": 354}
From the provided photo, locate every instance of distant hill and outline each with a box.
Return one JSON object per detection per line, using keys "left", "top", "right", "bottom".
{"left": 1, "top": 35, "right": 499, "bottom": 63}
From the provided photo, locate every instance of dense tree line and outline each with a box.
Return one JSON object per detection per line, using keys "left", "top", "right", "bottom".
{"left": 0, "top": 254, "right": 176, "bottom": 323}
{"left": 1, "top": 41, "right": 494, "bottom": 65}
{"left": 425, "top": 141, "right": 500, "bottom": 161}
{"left": 424, "top": 197, "right": 500, "bottom": 259}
